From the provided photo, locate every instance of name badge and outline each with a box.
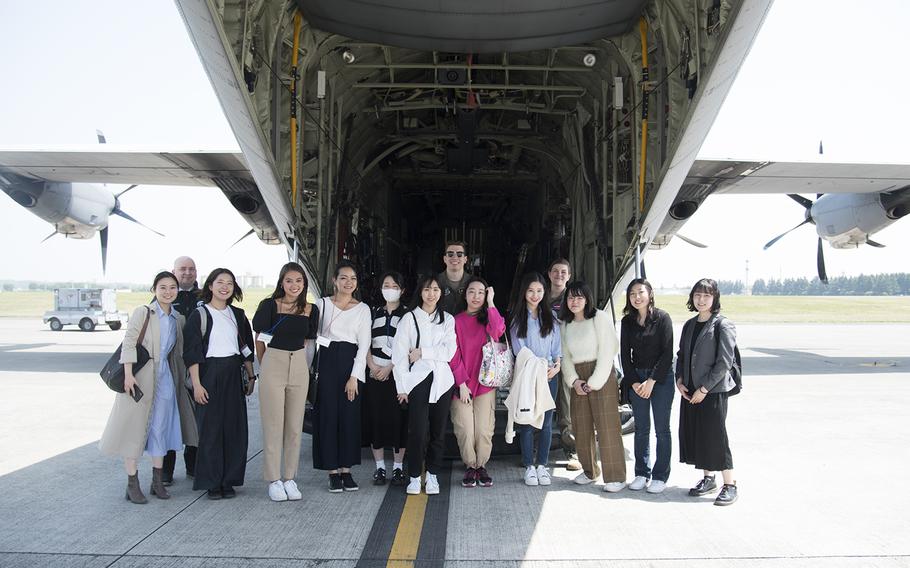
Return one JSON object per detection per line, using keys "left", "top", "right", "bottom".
{"left": 258, "top": 332, "right": 273, "bottom": 346}
{"left": 316, "top": 336, "right": 331, "bottom": 348}
{"left": 241, "top": 345, "right": 253, "bottom": 358}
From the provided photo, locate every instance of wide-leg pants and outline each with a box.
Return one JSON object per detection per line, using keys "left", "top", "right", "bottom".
{"left": 312, "top": 341, "right": 361, "bottom": 470}
{"left": 193, "top": 355, "right": 249, "bottom": 491}
{"left": 570, "top": 363, "right": 626, "bottom": 483}
{"left": 259, "top": 346, "right": 309, "bottom": 481}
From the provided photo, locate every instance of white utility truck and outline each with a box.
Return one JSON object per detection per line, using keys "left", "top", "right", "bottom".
{"left": 43, "top": 288, "right": 127, "bottom": 331}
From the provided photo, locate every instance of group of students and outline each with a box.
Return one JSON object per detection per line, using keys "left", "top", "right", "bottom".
{"left": 99, "top": 243, "right": 739, "bottom": 507}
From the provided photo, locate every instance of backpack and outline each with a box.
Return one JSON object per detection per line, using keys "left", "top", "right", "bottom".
{"left": 713, "top": 316, "right": 742, "bottom": 396}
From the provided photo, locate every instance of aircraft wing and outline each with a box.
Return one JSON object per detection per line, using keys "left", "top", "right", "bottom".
{"left": 0, "top": 149, "right": 248, "bottom": 186}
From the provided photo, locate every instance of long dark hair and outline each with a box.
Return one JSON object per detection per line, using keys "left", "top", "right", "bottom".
{"left": 622, "top": 278, "right": 655, "bottom": 318}
{"left": 687, "top": 278, "right": 722, "bottom": 314}
{"left": 462, "top": 276, "right": 491, "bottom": 325}
{"left": 409, "top": 274, "right": 445, "bottom": 324}
{"left": 269, "top": 262, "right": 309, "bottom": 314}
{"left": 558, "top": 280, "right": 596, "bottom": 323}
{"left": 200, "top": 268, "right": 243, "bottom": 304}
{"left": 151, "top": 271, "right": 178, "bottom": 292}
{"left": 509, "top": 272, "right": 554, "bottom": 338}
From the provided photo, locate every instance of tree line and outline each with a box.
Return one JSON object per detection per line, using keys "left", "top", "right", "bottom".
{"left": 730, "top": 274, "right": 910, "bottom": 296}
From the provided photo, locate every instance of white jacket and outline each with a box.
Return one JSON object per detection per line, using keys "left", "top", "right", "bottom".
{"left": 391, "top": 308, "right": 457, "bottom": 404}
{"left": 504, "top": 346, "right": 555, "bottom": 443}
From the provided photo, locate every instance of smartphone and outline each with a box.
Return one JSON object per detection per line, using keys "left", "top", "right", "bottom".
{"left": 131, "top": 385, "right": 144, "bottom": 403}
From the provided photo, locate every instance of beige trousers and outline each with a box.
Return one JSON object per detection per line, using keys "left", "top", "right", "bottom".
{"left": 259, "top": 346, "right": 309, "bottom": 481}
{"left": 571, "top": 364, "right": 626, "bottom": 483}
{"left": 450, "top": 389, "right": 496, "bottom": 468}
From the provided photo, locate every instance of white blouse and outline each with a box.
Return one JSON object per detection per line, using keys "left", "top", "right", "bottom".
{"left": 205, "top": 305, "right": 240, "bottom": 358}
{"left": 391, "top": 307, "right": 457, "bottom": 403}
{"left": 316, "top": 298, "right": 372, "bottom": 382}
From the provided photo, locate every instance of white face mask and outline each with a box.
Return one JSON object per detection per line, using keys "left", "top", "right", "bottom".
{"left": 382, "top": 288, "right": 402, "bottom": 303}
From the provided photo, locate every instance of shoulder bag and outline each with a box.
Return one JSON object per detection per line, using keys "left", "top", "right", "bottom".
{"left": 100, "top": 306, "right": 152, "bottom": 393}
{"left": 714, "top": 316, "right": 743, "bottom": 396}
{"left": 307, "top": 299, "right": 325, "bottom": 405}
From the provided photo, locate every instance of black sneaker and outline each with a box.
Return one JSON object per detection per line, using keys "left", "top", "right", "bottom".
{"left": 462, "top": 468, "right": 477, "bottom": 488}
{"left": 329, "top": 473, "right": 344, "bottom": 493}
{"left": 476, "top": 467, "right": 493, "bottom": 487}
{"left": 373, "top": 467, "right": 387, "bottom": 485}
{"left": 341, "top": 472, "right": 359, "bottom": 491}
{"left": 390, "top": 468, "right": 406, "bottom": 486}
{"left": 688, "top": 475, "right": 718, "bottom": 497}
{"left": 221, "top": 486, "right": 236, "bottom": 499}
{"left": 206, "top": 489, "right": 222, "bottom": 500}
{"left": 714, "top": 484, "right": 738, "bottom": 506}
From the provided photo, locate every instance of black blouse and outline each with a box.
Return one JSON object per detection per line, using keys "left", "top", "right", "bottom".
{"left": 252, "top": 298, "right": 319, "bottom": 352}
{"left": 620, "top": 308, "right": 674, "bottom": 392}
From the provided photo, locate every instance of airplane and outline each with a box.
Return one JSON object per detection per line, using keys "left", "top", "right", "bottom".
{"left": 3, "top": 0, "right": 910, "bottom": 306}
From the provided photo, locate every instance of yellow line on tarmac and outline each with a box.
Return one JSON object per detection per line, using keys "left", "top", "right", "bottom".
{"left": 386, "top": 492, "right": 428, "bottom": 568}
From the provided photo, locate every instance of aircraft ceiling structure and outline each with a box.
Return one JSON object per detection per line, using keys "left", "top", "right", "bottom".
{"left": 179, "top": 0, "right": 770, "bottom": 301}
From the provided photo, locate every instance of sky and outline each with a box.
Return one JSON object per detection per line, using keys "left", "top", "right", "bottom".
{"left": 0, "top": 0, "right": 908, "bottom": 288}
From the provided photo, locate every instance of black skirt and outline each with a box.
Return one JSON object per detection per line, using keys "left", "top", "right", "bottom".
{"left": 679, "top": 392, "right": 733, "bottom": 471}
{"left": 312, "top": 341, "right": 362, "bottom": 470}
{"left": 362, "top": 370, "right": 408, "bottom": 451}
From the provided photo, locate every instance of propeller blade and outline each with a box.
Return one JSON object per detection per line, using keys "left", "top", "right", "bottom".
{"left": 96, "top": 129, "right": 107, "bottom": 144}
{"left": 112, "top": 209, "right": 165, "bottom": 237}
{"left": 115, "top": 184, "right": 138, "bottom": 198}
{"left": 866, "top": 238, "right": 886, "bottom": 248}
{"left": 100, "top": 226, "right": 109, "bottom": 274}
{"left": 41, "top": 230, "right": 58, "bottom": 243}
{"left": 787, "top": 194, "right": 814, "bottom": 209}
{"left": 675, "top": 233, "right": 708, "bottom": 248}
{"left": 817, "top": 237, "right": 828, "bottom": 284}
{"left": 229, "top": 229, "right": 256, "bottom": 249}
{"left": 763, "top": 219, "right": 812, "bottom": 250}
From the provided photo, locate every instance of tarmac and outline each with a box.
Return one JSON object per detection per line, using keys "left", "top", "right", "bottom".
{"left": 1, "top": 317, "right": 909, "bottom": 567}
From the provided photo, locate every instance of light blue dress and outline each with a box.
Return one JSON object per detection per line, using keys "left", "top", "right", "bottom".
{"left": 145, "top": 302, "right": 183, "bottom": 457}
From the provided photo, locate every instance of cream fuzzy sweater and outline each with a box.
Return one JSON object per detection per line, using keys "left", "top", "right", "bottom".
{"left": 561, "top": 310, "right": 620, "bottom": 391}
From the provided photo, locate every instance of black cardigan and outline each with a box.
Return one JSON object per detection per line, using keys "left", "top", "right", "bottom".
{"left": 619, "top": 307, "right": 674, "bottom": 397}
{"left": 183, "top": 304, "right": 255, "bottom": 367}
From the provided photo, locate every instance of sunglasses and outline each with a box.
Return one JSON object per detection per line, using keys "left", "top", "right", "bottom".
{"left": 445, "top": 251, "right": 465, "bottom": 258}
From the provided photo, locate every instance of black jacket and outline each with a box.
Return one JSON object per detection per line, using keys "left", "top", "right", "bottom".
{"left": 183, "top": 304, "right": 255, "bottom": 367}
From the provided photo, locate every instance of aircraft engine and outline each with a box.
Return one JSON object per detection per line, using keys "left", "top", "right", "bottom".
{"left": 810, "top": 193, "right": 894, "bottom": 249}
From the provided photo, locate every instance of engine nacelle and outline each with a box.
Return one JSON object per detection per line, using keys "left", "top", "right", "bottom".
{"left": 3, "top": 180, "right": 113, "bottom": 239}
{"left": 810, "top": 193, "right": 893, "bottom": 249}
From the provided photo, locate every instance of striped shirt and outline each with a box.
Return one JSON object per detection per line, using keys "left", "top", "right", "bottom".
{"left": 371, "top": 304, "right": 406, "bottom": 365}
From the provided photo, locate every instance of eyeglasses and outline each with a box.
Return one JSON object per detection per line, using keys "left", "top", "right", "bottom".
{"left": 445, "top": 251, "right": 465, "bottom": 258}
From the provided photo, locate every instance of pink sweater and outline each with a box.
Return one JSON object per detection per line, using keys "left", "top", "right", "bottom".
{"left": 449, "top": 308, "right": 506, "bottom": 398}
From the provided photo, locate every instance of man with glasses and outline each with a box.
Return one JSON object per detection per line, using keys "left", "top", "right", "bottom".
{"left": 548, "top": 258, "right": 582, "bottom": 471}
{"left": 438, "top": 241, "right": 471, "bottom": 315}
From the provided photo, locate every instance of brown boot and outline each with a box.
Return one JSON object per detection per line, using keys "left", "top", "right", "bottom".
{"left": 126, "top": 473, "right": 148, "bottom": 504}
{"left": 150, "top": 467, "right": 170, "bottom": 499}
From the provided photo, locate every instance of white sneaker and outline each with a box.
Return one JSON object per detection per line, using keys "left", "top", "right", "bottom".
{"left": 536, "top": 465, "right": 551, "bottom": 486}
{"left": 268, "top": 480, "right": 288, "bottom": 502}
{"left": 406, "top": 476, "right": 422, "bottom": 495}
{"left": 603, "top": 482, "right": 627, "bottom": 493}
{"left": 629, "top": 476, "right": 649, "bottom": 491}
{"left": 524, "top": 466, "right": 539, "bottom": 486}
{"left": 425, "top": 473, "right": 440, "bottom": 495}
{"left": 283, "top": 479, "right": 302, "bottom": 501}
{"left": 646, "top": 480, "right": 667, "bottom": 494}
{"left": 573, "top": 472, "right": 595, "bottom": 485}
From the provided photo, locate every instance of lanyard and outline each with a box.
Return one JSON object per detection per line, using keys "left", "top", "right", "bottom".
{"left": 266, "top": 315, "right": 288, "bottom": 335}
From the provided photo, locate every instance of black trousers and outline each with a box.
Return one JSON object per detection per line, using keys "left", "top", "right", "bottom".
{"left": 193, "top": 356, "right": 249, "bottom": 491}
{"left": 406, "top": 373, "right": 454, "bottom": 476}
{"left": 163, "top": 389, "right": 197, "bottom": 478}
{"left": 312, "top": 341, "right": 362, "bottom": 470}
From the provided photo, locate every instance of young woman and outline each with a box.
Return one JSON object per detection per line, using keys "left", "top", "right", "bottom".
{"left": 100, "top": 271, "right": 197, "bottom": 503}
{"left": 391, "top": 275, "right": 457, "bottom": 496}
{"left": 312, "top": 260, "right": 372, "bottom": 493}
{"left": 364, "top": 271, "right": 408, "bottom": 486}
{"left": 449, "top": 277, "right": 504, "bottom": 488}
{"left": 183, "top": 268, "right": 256, "bottom": 500}
{"left": 252, "top": 262, "right": 318, "bottom": 502}
{"left": 559, "top": 281, "right": 626, "bottom": 492}
{"left": 509, "top": 272, "right": 561, "bottom": 487}
{"left": 620, "top": 278, "right": 674, "bottom": 494}
{"left": 676, "top": 278, "right": 738, "bottom": 506}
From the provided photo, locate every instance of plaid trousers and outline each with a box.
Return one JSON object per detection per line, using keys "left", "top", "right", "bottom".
{"left": 570, "top": 363, "right": 626, "bottom": 483}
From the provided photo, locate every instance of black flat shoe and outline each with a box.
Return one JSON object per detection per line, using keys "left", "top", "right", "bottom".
{"left": 714, "top": 484, "right": 738, "bottom": 506}
{"left": 688, "top": 475, "right": 718, "bottom": 497}
{"left": 207, "top": 489, "right": 222, "bottom": 500}
{"left": 221, "top": 486, "right": 236, "bottom": 499}
{"left": 342, "top": 472, "right": 359, "bottom": 491}
{"left": 329, "top": 474, "right": 344, "bottom": 493}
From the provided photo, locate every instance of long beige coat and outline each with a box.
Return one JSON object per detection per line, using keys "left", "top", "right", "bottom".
{"left": 99, "top": 303, "right": 198, "bottom": 459}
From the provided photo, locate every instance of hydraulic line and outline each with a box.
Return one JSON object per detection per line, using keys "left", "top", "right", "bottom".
{"left": 638, "top": 17, "right": 649, "bottom": 213}
{"left": 290, "top": 10, "right": 302, "bottom": 210}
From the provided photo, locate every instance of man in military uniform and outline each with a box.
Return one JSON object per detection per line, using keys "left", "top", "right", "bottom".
{"left": 438, "top": 241, "right": 471, "bottom": 315}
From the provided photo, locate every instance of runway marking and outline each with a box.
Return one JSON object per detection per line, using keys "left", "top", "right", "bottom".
{"left": 387, "top": 490, "right": 428, "bottom": 567}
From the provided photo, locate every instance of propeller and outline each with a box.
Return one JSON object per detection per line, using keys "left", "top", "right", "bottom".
{"left": 675, "top": 233, "right": 708, "bottom": 248}
{"left": 100, "top": 226, "right": 109, "bottom": 274}
{"left": 229, "top": 228, "right": 256, "bottom": 249}
{"left": 97, "top": 187, "right": 164, "bottom": 273}
{"left": 763, "top": 193, "right": 828, "bottom": 284}
{"left": 866, "top": 238, "right": 886, "bottom": 248}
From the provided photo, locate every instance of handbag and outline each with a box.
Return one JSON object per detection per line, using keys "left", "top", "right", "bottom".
{"left": 100, "top": 306, "right": 152, "bottom": 393}
{"left": 477, "top": 332, "right": 514, "bottom": 388}
{"left": 307, "top": 299, "right": 325, "bottom": 406}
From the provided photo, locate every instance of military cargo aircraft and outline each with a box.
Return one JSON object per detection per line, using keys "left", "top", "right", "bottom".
{"left": 3, "top": 0, "right": 910, "bottom": 301}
